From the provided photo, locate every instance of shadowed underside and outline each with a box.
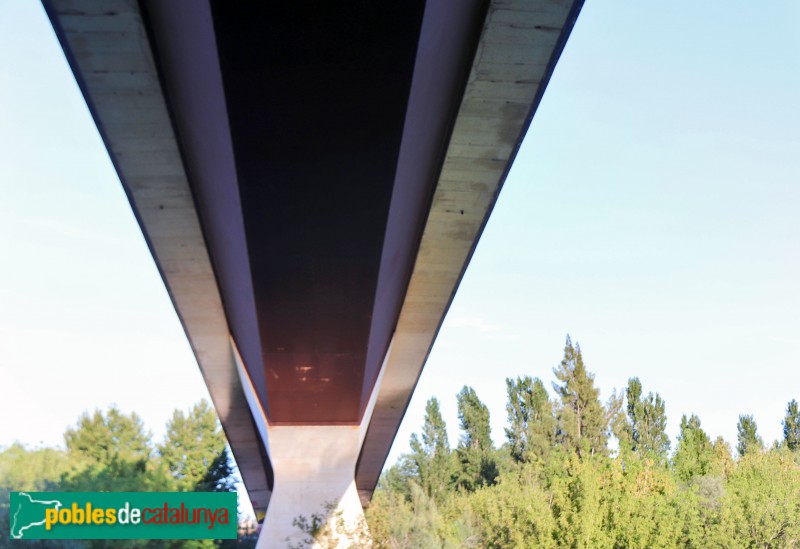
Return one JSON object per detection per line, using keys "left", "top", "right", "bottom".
{"left": 211, "top": 1, "right": 427, "bottom": 425}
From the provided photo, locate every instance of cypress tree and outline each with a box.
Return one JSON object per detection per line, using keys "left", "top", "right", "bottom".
{"left": 455, "top": 386, "right": 497, "bottom": 491}
{"left": 625, "top": 377, "right": 670, "bottom": 463}
{"left": 710, "top": 436, "right": 734, "bottom": 477}
{"left": 736, "top": 414, "right": 764, "bottom": 457}
{"left": 505, "top": 376, "right": 556, "bottom": 463}
{"left": 409, "top": 397, "right": 453, "bottom": 498}
{"left": 783, "top": 399, "right": 800, "bottom": 451}
{"left": 61, "top": 407, "right": 158, "bottom": 492}
{"left": 673, "top": 414, "right": 713, "bottom": 481}
{"left": 159, "top": 400, "right": 231, "bottom": 492}
{"left": 552, "top": 335, "right": 608, "bottom": 457}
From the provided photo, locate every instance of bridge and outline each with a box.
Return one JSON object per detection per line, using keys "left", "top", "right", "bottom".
{"left": 43, "top": 0, "right": 583, "bottom": 545}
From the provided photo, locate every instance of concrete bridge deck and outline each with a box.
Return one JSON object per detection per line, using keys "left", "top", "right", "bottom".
{"left": 43, "top": 0, "right": 583, "bottom": 544}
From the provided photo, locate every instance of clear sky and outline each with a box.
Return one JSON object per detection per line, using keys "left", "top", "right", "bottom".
{"left": 2, "top": 0, "right": 799, "bottom": 490}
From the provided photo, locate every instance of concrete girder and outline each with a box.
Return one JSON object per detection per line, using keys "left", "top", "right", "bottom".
{"left": 355, "top": 0, "right": 584, "bottom": 504}
{"left": 43, "top": 0, "right": 273, "bottom": 516}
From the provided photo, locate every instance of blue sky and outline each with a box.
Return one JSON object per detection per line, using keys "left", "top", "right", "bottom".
{"left": 2, "top": 0, "right": 799, "bottom": 481}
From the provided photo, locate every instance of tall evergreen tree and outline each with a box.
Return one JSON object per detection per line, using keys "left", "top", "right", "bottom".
{"left": 783, "top": 399, "right": 800, "bottom": 451}
{"left": 158, "top": 399, "right": 233, "bottom": 492}
{"left": 710, "top": 436, "right": 734, "bottom": 477}
{"left": 64, "top": 407, "right": 151, "bottom": 464}
{"left": 61, "top": 407, "right": 161, "bottom": 491}
{"left": 197, "top": 447, "right": 236, "bottom": 493}
{"left": 505, "top": 376, "right": 556, "bottom": 463}
{"left": 552, "top": 335, "right": 608, "bottom": 457}
{"left": 378, "top": 456, "right": 418, "bottom": 502}
{"left": 736, "top": 414, "right": 764, "bottom": 457}
{"left": 625, "top": 377, "right": 670, "bottom": 463}
{"left": 673, "top": 413, "right": 713, "bottom": 481}
{"left": 607, "top": 388, "right": 631, "bottom": 450}
{"left": 455, "top": 386, "right": 497, "bottom": 491}
{"left": 409, "top": 397, "right": 453, "bottom": 498}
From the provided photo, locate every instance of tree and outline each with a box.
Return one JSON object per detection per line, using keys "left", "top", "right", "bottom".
{"left": 455, "top": 386, "right": 497, "bottom": 491}
{"left": 379, "top": 456, "right": 418, "bottom": 502}
{"left": 783, "top": 399, "right": 800, "bottom": 451}
{"left": 625, "top": 377, "right": 670, "bottom": 463}
{"left": 364, "top": 359, "right": 800, "bottom": 548}
{"left": 552, "top": 336, "right": 607, "bottom": 457}
{"left": 717, "top": 451, "right": 800, "bottom": 547}
{"left": 64, "top": 406, "right": 151, "bottom": 464}
{"left": 673, "top": 414, "right": 713, "bottom": 481}
{"left": 504, "top": 376, "right": 556, "bottom": 464}
{"left": 197, "top": 447, "right": 237, "bottom": 493}
{"left": 158, "top": 399, "right": 233, "bottom": 492}
{"left": 736, "top": 414, "right": 763, "bottom": 457}
{"left": 61, "top": 406, "right": 163, "bottom": 492}
{"left": 606, "top": 388, "right": 630, "bottom": 452}
{"left": 409, "top": 397, "right": 454, "bottom": 499}
{"left": 0, "top": 443, "right": 69, "bottom": 497}
{"left": 710, "top": 436, "right": 734, "bottom": 478}
{"left": 0, "top": 445, "right": 83, "bottom": 549}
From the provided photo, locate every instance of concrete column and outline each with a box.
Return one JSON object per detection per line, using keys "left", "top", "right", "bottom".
{"left": 257, "top": 425, "right": 369, "bottom": 548}
{"left": 233, "top": 338, "right": 388, "bottom": 548}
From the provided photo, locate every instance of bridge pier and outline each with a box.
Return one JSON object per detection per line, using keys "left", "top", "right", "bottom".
{"left": 234, "top": 341, "right": 377, "bottom": 547}
{"left": 257, "top": 425, "right": 370, "bottom": 548}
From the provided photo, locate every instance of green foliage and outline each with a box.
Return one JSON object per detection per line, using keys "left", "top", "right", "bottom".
{"left": 367, "top": 336, "right": 800, "bottom": 548}
{"left": 0, "top": 444, "right": 69, "bottom": 499}
{"left": 0, "top": 444, "right": 77, "bottom": 548}
{"left": 366, "top": 482, "right": 479, "bottom": 548}
{"left": 783, "top": 399, "right": 800, "bottom": 451}
{"left": 718, "top": 450, "right": 800, "bottom": 547}
{"left": 456, "top": 386, "right": 492, "bottom": 452}
{"left": 378, "top": 456, "right": 417, "bottom": 502}
{"left": 504, "top": 376, "right": 556, "bottom": 464}
{"left": 736, "top": 414, "right": 764, "bottom": 457}
{"left": 709, "top": 436, "right": 734, "bottom": 478}
{"left": 625, "top": 377, "right": 670, "bottom": 463}
{"left": 409, "top": 398, "right": 454, "bottom": 500}
{"left": 65, "top": 407, "right": 151, "bottom": 464}
{"left": 196, "top": 447, "right": 236, "bottom": 493}
{"left": 468, "top": 466, "right": 557, "bottom": 548}
{"left": 61, "top": 407, "right": 165, "bottom": 492}
{"left": 0, "top": 402, "right": 242, "bottom": 549}
{"left": 673, "top": 414, "right": 713, "bottom": 481}
{"left": 455, "top": 386, "right": 498, "bottom": 491}
{"left": 552, "top": 336, "right": 608, "bottom": 457}
{"left": 8, "top": 333, "right": 798, "bottom": 547}
{"left": 291, "top": 500, "right": 371, "bottom": 549}
{"left": 159, "top": 400, "right": 232, "bottom": 492}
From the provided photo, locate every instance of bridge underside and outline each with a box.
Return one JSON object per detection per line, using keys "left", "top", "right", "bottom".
{"left": 44, "top": 0, "right": 583, "bottom": 537}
